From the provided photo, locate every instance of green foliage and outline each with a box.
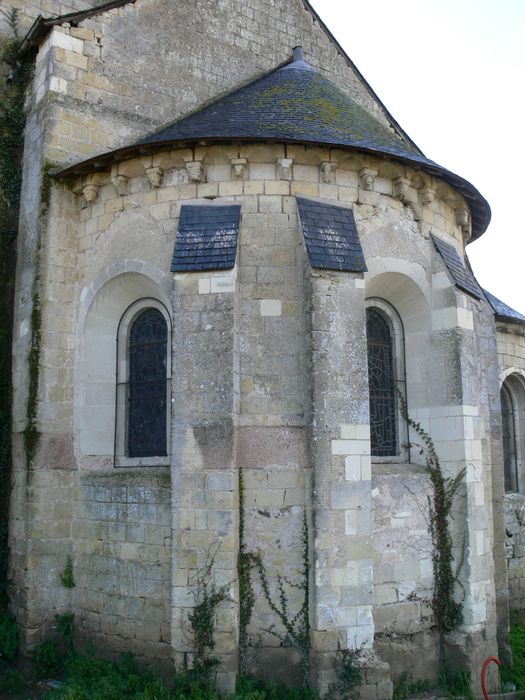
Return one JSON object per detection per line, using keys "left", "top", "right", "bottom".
{"left": 398, "top": 392, "right": 464, "bottom": 635}
{"left": 60, "top": 556, "right": 76, "bottom": 589}
{"left": 501, "top": 624, "right": 525, "bottom": 690}
{"left": 24, "top": 290, "right": 42, "bottom": 468}
{"left": 0, "top": 6, "right": 32, "bottom": 613}
{"left": 171, "top": 658, "right": 221, "bottom": 698}
{"left": 393, "top": 672, "right": 433, "bottom": 700}
{"left": 39, "top": 649, "right": 319, "bottom": 699}
{"left": 232, "top": 675, "right": 318, "bottom": 699}
{"left": 238, "top": 468, "right": 255, "bottom": 673}
{"left": 42, "top": 651, "right": 158, "bottom": 699}
{"left": 33, "top": 638, "right": 65, "bottom": 678}
{"left": 0, "top": 666, "right": 22, "bottom": 692}
{"left": 187, "top": 542, "right": 230, "bottom": 687}
{"left": 55, "top": 612, "right": 75, "bottom": 653}
{"left": 327, "top": 645, "right": 363, "bottom": 699}
{"left": 0, "top": 7, "right": 31, "bottom": 246}
{"left": 0, "top": 610, "right": 19, "bottom": 661}
{"left": 438, "top": 668, "right": 474, "bottom": 700}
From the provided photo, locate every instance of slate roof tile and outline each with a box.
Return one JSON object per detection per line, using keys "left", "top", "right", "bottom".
{"left": 430, "top": 234, "right": 482, "bottom": 299}
{"left": 484, "top": 289, "right": 525, "bottom": 325}
{"left": 171, "top": 204, "right": 240, "bottom": 272}
{"left": 296, "top": 197, "right": 367, "bottom": 272}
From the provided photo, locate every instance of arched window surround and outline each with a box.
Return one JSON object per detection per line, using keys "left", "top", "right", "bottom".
{"left": 115, "top": 297, "right": 172, "bottom": 467}
{"left": 500, "top": 371, "right": 525, "bottom": 494}
{"left": 365, "top": 297, "right": 409, "bottom": 462}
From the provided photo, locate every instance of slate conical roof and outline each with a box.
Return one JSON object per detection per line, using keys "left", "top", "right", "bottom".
{"left": 59, "top": 49, "right": 490, "bottom": 239}
{"left": 139, "top": 52, "right": 421, "bottom": 158}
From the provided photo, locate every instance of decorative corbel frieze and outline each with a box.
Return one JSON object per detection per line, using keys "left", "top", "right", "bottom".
{"left": 276, "top": 157, "right": 293, "bottom": 181}
{"left": 359, "top": 167, "right": 377, "bottom": 191}
{"left": 319, "top": 161, "right": 337, "bottom": 184}
{"left": 231, "top": 158, "right": 248, "bottom": 180}
{"left": 186, "top": 160, "right": 205, "bottom": 183}
{"left": 146, "top": 166, "right": 164, "bottom": 188}
{"left": 393, "top": 176, "right": 411, "bottom": 202}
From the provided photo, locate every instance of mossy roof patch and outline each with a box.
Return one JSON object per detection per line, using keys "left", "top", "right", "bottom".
{"left": 56, "top": 55, "right": 491, "bottom": 240}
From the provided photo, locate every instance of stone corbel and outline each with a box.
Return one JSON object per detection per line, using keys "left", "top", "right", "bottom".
{"left": 146, "top": 166, "right": 164, "bottom": 188}
{"left": 110, "top": 172, "right": 129, "bottom": 196}
{"left": 419, "top": 185, "right": 436, "bottom": 205}
{"left": 455, "top": 206, "right": 469, "bottom": 228}
{"left": 72, "top": 177, "right": 84, "bottom": 197}
{"left": 393, "top": 176, "right": 411, "bottom": 202}
{"left": 319, "top": 161, "right": 337, "bottom": 184}
{"left": 359, "top": 167, "right": 377, "bottom": 191}
{"left": 186, "top": 160, "right": 205, "bottom": 183}
{"left": 83, "top": 183, "right": 99, "bottom": 203}
{"left": 406, "top": 201, "right": 423, "bottom": 221}
{"left": 411, "top": 174, "right": 425, "bottom": 191}
{"left": 455, "top": 205, "right": 471, "bottom": 241}
{"left": 231, "top": 158, "right": 248, "bottom": 180}
{"left": 276, "top": 157, "right": 293, "bottom": 181}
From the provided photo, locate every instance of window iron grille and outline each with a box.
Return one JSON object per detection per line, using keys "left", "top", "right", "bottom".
{"left": 501, "top": 384, "right": 518, "bottom": 493}
{"left": 366, "top": 307, "right": 397, "bottom": 456}
{"left": 126, "top": 308, "right": 168, "bottom": 458}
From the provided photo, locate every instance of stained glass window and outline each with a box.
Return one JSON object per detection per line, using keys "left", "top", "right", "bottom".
{"left": 366, "top": 307, "right": 397, "bottom": 456}
{"left": 127, "top": 308, "right": 168, "bottom": 457}
{"left": 501, "top": 384, "right": 518, "bottom": 493}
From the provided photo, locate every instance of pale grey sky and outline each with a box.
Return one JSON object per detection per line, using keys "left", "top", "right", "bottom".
{"left": 309, "top": 0, "right": 525, "bottom": 313}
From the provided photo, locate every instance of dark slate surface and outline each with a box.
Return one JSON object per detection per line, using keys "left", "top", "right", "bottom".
{"left": 296, "top": 196, "right": 367, "bottom": 272}
{"left": 171, "top": 204, "right": 240, "bottom": 272}
{"left": 430, "top": 234, "right": 482, "bottom": 299}
{"left": 484, "top": 289, "right": 525, "bottom": 325}
{"left": 139, "top": 59, "right": 424, "bottom": 162}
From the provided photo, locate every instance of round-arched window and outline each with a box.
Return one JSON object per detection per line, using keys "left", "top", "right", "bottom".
{"left": 501, "top": 383, "right": 518, "bottom": 493}
{"left": 127, "top": 308, "right": 168, "bottom": 458}
{"left": 366, "top": 307, "right": 397, "bottom": 457}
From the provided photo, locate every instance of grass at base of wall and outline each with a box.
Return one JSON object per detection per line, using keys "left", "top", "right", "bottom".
{"left": 501, "top": 624, "right": 525, "bottom": 691}
{"left": 0, "top": 648, "right": 320, "bottom": 700}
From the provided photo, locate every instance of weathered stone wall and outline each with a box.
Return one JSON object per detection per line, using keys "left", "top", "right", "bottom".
{"left": 8, "top": 3, "right": 419, "bottom": 664}
{"left": 10, "top": 109, "right": 503, "bottom": 697}
{"left": 497, "top": 321, "right": 525, "bottom": 623}
{"left": 372, "top": 468, "right": 437, "bottom": 682}
{"left": 73, "top": 469, "right": 171, "bottom": 664}
{"left": 505, "top": 494, "right": 525, "bottom": 622}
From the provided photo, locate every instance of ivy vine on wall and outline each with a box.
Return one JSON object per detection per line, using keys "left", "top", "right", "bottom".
{"left": 0, "top": 8, "right": 32, "bottom": 608}
{"left": 397, "top": 392, "right": 465, "bottom": 640}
